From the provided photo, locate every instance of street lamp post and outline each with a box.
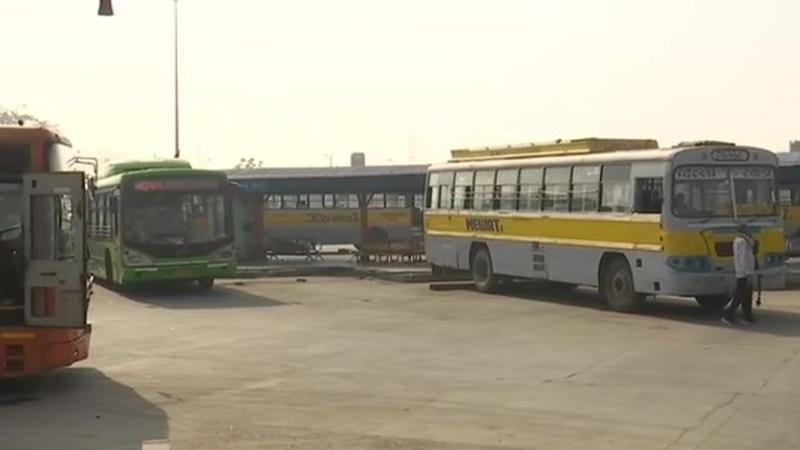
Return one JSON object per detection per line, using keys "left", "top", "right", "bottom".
{"left": 98, "top": 0, "right": 180, "bottom": 160}
{"left": 173, "top": 0, "right": 180, "bottom": 159}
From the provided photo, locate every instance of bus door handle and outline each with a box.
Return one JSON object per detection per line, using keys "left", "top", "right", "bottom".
{"left": 40, "top": 272, "right": 58, "bottom": 277}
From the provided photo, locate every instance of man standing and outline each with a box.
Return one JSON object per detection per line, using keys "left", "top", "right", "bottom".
{"left": 723, "top": 223, "right": 757, "bottom": 325}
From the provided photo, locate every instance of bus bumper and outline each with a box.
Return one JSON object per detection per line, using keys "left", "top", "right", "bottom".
{"left": 120, "top": 262, "right": 236, "bottom": 284}
{"left": 661, "top": 267, "right": 786, "bottom": 296}
{"left": 0, "top": 325, "right": 91, "bottom": 378}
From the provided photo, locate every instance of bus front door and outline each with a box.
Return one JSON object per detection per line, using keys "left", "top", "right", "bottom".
{"left": 22, "top": 173, "right": 87, "bottom": 328}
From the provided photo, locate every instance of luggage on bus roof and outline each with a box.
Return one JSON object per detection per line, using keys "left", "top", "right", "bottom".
{"left": 449, "top": 138, "right": 659, "bottom": 162}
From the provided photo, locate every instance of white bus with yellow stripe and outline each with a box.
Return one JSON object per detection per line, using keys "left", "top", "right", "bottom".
{"left": 424, "top": 138, "right": 785, "bottom": 312}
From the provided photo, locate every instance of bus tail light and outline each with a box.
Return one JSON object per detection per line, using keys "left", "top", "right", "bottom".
{"left": 31, "top": 287, "right": 59, "bottom": 317}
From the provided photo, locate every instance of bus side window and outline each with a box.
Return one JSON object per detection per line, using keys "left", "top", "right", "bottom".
{"left": 426, "top": 185, "right": 437, "bottom": 209}
{"left": 496, "top": 169, "right": 519, "bottom": 210}
{"left": 309, "top": 194, "right": 323, "bottom": 209}
{"left": 600, "top": 164, "right": 632, "bottom": 213}
{"left": 110, "top": 196, "right": 119, "bottom": 237}
{"left": 634, "top": 178, "right": 663, "bottom": 213}
{"left": 368, "top": 193, "right": 385, "bottom": 209}
{"left": 543, "top": 167, "right": 570, "bottom": 212}
{"left": 571, "top": 165, "right": 601, "bottom": 212}
{"left": 264, "top": 194, "right": 281, "bottom": 209}
{"left": 323, "top": 194, "right": 334, "bottom": 208}
{"left": 473, "top": 170, "right": 495, "bottom": 211}
{"left": 454, "top": 171, "right": 474, "bottom": 210}
{"left": 519, "top": 167, "right": 543, "bottom": 211}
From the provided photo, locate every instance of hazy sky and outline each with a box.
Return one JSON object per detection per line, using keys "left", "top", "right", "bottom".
{"left": 2, "top": 0, "right": 799, "bottom": 170}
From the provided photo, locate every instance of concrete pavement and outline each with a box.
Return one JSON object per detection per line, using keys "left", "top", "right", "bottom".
{"left": 1, "top": 278, "right": 799, "bottom": 449}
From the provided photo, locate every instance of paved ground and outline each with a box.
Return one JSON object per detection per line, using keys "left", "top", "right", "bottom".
{"left": 2, "top": 278, "right": 800, "bottom": 450}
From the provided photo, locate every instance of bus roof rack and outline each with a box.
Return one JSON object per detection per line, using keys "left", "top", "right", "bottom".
{"left": 449, "top": 138, "right": 659, "bottom": 162}
{"left": 673, "top": 140, "right": 736, "bottom": 148}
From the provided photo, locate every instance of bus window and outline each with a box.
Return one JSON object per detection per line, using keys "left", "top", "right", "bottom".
{"left": 427, "top": 172, "right": 453, "bottom": 209}
{"left": 635, "top": 178, "right": 664, "bottom": 214}
{"left": 323, "top": 194, "right": 335, "bottom": 208}
{"left": 731, "top": 167, "right": 776, "bottom": 216}
{"left": 473, "top": 170, "right": 495, "bottom": 211}
{"left": 454, "top": 171, "right": 474, "bottom": 210}
{"left": 600, "top": 164, "right": 632, "bottom": 213}
{"left": 280, "top": 195, "right": 294, "bottom": 209}
{"left": 31, "top": 196, "right": 57, "bottom": 260}
{"left": 571, "top": 166, "right": 600, "bottom": 212}
{"left": 519, "top": 167, "right": 543, "bottom": 211}
{"left": 496, "top": 169, "right": 519, "bottom": 210}
{"left": 334, "top": 193, "right": 350, "bottom": 208}
{"left": 385, "top": 193, "right": 406, "bottom": 208}
{"left": 368, "top": 193, "right": 385, "bottom": 208}
{"left": 779, "top": 186, "right": 800, "bottom": 205}
{"left": 264, "top": 194, "right": 281, "bottom": 209}
{"left": 110, "top": 196, "right": 119, "bottom": 237}
{"left": 543, "top": 167, "right": 570, "bottom": 212}
{"left": 308, "top": 194, "right": 323, "bottom": 209}
{"left": 414, "top": 194, "right": 423, "bottom": 209}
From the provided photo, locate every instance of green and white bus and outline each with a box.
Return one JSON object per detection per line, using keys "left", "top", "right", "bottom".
{"left": 88, "top": 160, "right": 235, "bottom": 289}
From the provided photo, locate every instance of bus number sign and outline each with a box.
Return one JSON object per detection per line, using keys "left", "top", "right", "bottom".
{"left": 731, "top": 167, "right": 773, "bottom": 179}
{"left": 134, "top": 178, "right": 220, "bottom": 191}
{"left": 711, "top": 149, "right": 749, "bottom": 162}
{"left": 674, "top": 166, "right": 727, "bottom": 180}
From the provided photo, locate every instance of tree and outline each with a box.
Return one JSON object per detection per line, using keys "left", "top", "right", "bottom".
{"left": 235, "top": 158, "right": 263, "bottom": 169}
{"left": 0, "top": 106, "right": 52, "bottom": 127}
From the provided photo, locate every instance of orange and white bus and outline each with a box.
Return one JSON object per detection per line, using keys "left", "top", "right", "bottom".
{"left": 0, "top": 124, "right": 91, "bottom": 378}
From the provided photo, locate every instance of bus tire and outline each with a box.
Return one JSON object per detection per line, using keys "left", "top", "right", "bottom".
{"left": 599, "top": 257, "right": 643, "bottom": 312}
{"left": 695, "top": 295, "right": 730, "bottom": 310}
{"left": 471, "top": 247, "right": 499, "bottom": 293}
{"left": 104, "top": 251, "right": 116, "bottom": 286}
{"left": 198, "top": 278, "right": 215, "bottom": 290}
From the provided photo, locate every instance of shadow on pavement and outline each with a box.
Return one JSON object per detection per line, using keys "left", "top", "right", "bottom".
{"left": 110, "top": 284, "right": 288, "bottom": 310}
{"left": 500, "top": 281, "right": 800, "bottom": 338}
{"left": 0, "top": 368, "right": 168, "bottom": 450}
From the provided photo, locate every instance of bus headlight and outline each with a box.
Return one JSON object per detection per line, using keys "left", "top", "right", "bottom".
{"left": 123, "top": 250, "right": 152, "bottom": 267}
{"left": 762, "top": 253, "right": 786, "bottom": 269}
{"left": 667, "top": 256, "right": 712, "bottom": 272}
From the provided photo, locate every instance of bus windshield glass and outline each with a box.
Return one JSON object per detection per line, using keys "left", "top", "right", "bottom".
{"left": 672, "top": 165, "right": 775, "bottom": 218}
{"left": 0, "top": 184, "right": 22, "bottom": 242}
{"left": 123, "top": 191, "right": 228, "bottom": 246}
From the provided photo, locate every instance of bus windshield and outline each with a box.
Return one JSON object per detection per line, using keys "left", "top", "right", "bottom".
{"left": 123, "top": 191, "right": 229, "bottom": 246}
{"left": 0, "top": 184, "right": 22, "bottom": 242}
{"left": 672, "top": 166, "right": 775, "bottom": 218}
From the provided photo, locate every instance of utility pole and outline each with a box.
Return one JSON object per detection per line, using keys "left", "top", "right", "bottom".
{"left": 173, "top": 0, "right": 180, "bottom": 159}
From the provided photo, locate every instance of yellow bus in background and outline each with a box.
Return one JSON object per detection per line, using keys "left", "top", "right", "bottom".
{"left": 424, "top": 138, "right": 785, "bottom": 312}
{"left": 778, "top": 152, "right": 800, "bottom": 255}
{"left": 263, "top": 192, "right": 423, "bottom": 246}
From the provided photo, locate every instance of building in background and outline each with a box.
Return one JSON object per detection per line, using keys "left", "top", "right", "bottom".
{"left": 350, "top": 152, "right": 366, "bottom": 167}
{"left": 791, "top": 141, "right": 800, "bottom": 153}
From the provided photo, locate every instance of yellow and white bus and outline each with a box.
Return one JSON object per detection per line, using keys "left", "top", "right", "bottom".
{"left": 424, "top": 138, "right": 785, "bottom": 311}
{"left": 778, "top": 152, "right": 800, "bottom": 255}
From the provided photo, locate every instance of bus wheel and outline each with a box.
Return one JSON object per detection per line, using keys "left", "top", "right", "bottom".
{"left": 471, "top": 247, "right": 499, "bottom": 293}
{"left": 104, "top": 251, "right": 116, "bottom": 286}
{"left": 695, "top": 295, "right": 730, "bottom": 310}
{"left": 600, "top": 257, "right": 643, "bottom": 312}
{"left": 198, "top": 278, "right": 215, "bottom": 290}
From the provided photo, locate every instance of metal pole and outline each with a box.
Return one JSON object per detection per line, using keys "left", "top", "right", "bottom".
{"left": 173, "top": 0, "right": 180, "bottom": 159}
